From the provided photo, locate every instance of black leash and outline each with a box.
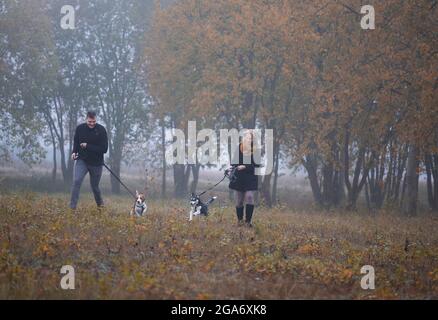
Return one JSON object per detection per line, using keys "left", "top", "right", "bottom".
{"left": 103, "top": 162, "right": 235, "bottom": 200}
{"left": 103, "top": 163, "right": 137, "bottom": 199}
{"left": 197, "top": 167, "right": 237, "bottom": 197}
{"left": 197, "top": 175, "right": 227, "bottom": 197}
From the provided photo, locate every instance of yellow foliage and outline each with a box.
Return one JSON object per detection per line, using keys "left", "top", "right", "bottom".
{"left": 0, "top": 194, "right": 437, "bottom": 299}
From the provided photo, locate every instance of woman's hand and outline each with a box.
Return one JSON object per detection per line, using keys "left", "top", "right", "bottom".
{"left": 237, "top": 165, "right": 246, "bottom": 171}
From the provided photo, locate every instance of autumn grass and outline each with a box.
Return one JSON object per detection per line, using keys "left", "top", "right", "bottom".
{"left": 0, "top": 192, "right": 437, "bottom": 299}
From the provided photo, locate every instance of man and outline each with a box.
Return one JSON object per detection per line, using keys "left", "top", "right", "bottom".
{"left": 70, "top": 111, "right": 108, "bottom": 210}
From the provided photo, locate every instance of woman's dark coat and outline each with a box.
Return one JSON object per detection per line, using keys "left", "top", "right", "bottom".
{"left": 229, "top": 143, "right": 260, "bottom": 192}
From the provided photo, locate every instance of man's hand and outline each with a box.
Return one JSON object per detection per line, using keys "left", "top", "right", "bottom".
{"left": 80, "top": 143, "right": 87, "bottom": 149}
{"left": 71, "top": 153, "right": 78, "bottom": 161}
{"left": 237, "top": 165, "right": 246, "bottom": 171}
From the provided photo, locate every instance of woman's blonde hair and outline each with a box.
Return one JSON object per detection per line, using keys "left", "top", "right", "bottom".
{"left": 240, "top": 129, "right": 259, "bottom": 155}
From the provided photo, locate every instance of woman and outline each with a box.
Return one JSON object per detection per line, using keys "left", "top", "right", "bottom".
{"left": 228, "top": 130, "right": 260, "bottom": 227}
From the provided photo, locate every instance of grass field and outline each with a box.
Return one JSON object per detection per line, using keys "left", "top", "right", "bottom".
{"left": 0, "top": 192, "right": 437, "bottom": 299}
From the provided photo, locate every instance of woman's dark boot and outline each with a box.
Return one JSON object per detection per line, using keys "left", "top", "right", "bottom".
{"left": 236, "top": 206, "right": 244, "bottom": 226}
{"left": 245, "top": 204, "right": 254, "bottom": 227}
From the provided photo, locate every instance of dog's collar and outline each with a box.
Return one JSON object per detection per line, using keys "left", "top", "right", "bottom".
{"left": 135, "top": 203, "right": 146, "bottom": 209}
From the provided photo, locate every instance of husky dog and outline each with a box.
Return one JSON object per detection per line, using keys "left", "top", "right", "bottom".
{"left": 189, "top": 193, "right": 217, "bottom": 221}
{"left": 130, "top": 190, "right": 148, "bottom": 217}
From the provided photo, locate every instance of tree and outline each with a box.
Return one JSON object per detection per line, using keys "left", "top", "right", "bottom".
{"left": 79, "top": 0, "right": 154, "bottom": 193}
{"left": 0, "top": 0, "right": 54, "bottom": 166}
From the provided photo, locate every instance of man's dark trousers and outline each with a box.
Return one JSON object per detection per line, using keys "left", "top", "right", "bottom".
{"left": 70, "top": 159, "right": 103, "bottom": 209}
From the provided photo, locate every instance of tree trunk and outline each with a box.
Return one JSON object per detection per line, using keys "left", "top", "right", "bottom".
{"left": 173, "top": 164, "right": 184, "bottom": 197}
{"left": 271, "top": 144, "right": 280, "bottom": 205}
{"left": 337, "top": 166, "right": 346, "bottom": 205}
{"left": 173, "top": 164, "right": 190, "bottom": 197}
{"left": 394, "top": 144, "right": 408, "bottom": 202}
{"left": 190, "top": 164, "right": 201, "bottom": 195}
{"left": 433, "top": 155, "right": 438, "bottom": 213}
{"left": 322, "top": 162, "right": 334, "bottom": 208}
{"left": 303, "top": 156, "right": 323, "bottom": 207}
{"left": 110, "top": 142, "right": 123, "bottom": 194}
{"left": 365, "top": 177, "right": 371, "bottom": 211}
{"left": 161, "top": 120, "right": 166, "bottom": 198}
{"left": 425, "top": 154, "right": 434, "bottom": 210}
{"left": 403, "top": 145, "right": 419, "bottom": 216}
{"left": 344, "top": 142, "right": 369, "bottom": 210}
{"left": 425, "top": 154, "right": 438, "bottom": 212}
{"left": 261, "top": 173, "right": 272, "bottom": 207}
{"left": 66, "top": 112, "right": 77, "bottom": 186}
{"left": 49, "top": 126, "right": 57, "bottom": 182}
{"left": 59, "top": 142, "right": 69, "bottom": 184}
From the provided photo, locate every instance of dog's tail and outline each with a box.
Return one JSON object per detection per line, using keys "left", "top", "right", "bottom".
{"left": 206, "top": 196, "right": 217, "bottom": 205}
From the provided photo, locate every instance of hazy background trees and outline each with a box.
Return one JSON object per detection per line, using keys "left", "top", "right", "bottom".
{"left": 1, "top": 0, "right": 437, "bottom": 215}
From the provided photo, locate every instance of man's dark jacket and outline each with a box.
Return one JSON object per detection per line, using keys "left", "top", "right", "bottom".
{"left": 72, "top": 123, "right": 108, "bottom": 166}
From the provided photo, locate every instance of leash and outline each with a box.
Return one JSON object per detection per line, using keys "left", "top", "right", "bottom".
{"left": 197, "top": 167, "right": 237, "bottom": 197}
{"left": 103, "top": 163, "right": 137, "bottom": 199}
{"left": 104, "top": 162, "right": 235, "bottom": 200}
{"left": 197, "top": 175, "right": 227, "bottom": 197}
